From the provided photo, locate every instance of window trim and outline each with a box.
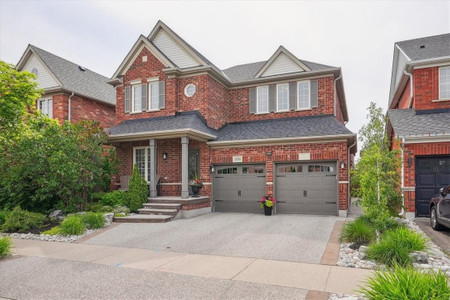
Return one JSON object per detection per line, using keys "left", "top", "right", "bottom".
{"left": 132, "top": 146, "right": 151, "bottom": 182}
{"left": 148, "top": 80, "right": 160, "bottom": 111}
{"left": 438, "top": 66, "right": 450, "bottom": 100}
{"left": 131, "top": 83, "right": 145, "bottom": 113}
{"left": 256, "top": 85, "right": 269, "bottom": 114}
{"left": 276, "top": 83, "right": 289, "bottom": 112}
{"left": 38, "top": 98, "right": 53, "bottom": 118}
{"left": 297, "top": 80, "right": 311, "bottom": 110}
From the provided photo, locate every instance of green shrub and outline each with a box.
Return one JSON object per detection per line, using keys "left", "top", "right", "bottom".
{"left": 128, "top": 164, "right": 148, "bottom": 212}
{"left": 42, "top": 226, "right": 60, "bottom": 235}
{"left": 366, "top": 227, "right": 427, "bottom": 267}
{"left": 113, "top": 205, "right": 130, "bottom": 215}
{"left": 1, "top": 206, "right": 47, "bottom": 233}
{"left": 80, "top": 212, "right": 104, "bottom": 229}
{"left": 360, "top": 265, "right": 450, "bottom": 299}
{"left": 100, "top": 190, "right": 127, "bottom": 207}
{"left": 86, "top": 203, "right": 113, "bottom": 213}
{"left": 0, "top": 236, "right": 12, "bottom": 258}
{"left": 59, "top": 216, "right": 85, "bottom": 235}
{"left": 340, "top": 217, "right": 376, "bottom": 245}
{"left": 0, "top": 210, "right": 10, "bottom": 227}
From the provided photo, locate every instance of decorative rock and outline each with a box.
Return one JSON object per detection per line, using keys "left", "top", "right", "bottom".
{"left": 48, "top": 210, "right": 63, "bottom": 219}
{"left": 104, "top": 213, "right": 114, "bottom": 226}
{"left": 410, "top": 251, "right": 429, "bottom": 264}
{"left": 358, "top": 245, "right": 368, "bottom": 258}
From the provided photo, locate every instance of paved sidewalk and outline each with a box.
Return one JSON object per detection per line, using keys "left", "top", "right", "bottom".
{"left": 10, "top": 238, "right": 372, "bottom": 295}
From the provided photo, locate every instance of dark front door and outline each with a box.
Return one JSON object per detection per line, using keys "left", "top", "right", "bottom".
{"left": 415, "top": 156, "right": 450, "bottom": 217}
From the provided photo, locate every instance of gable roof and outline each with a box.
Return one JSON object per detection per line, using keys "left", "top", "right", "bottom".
{"left": 17, "top": 45, "right": 116, "bottom": 105}
{"left": 255, "top": 46, "right": 312, "bottom": 78}
{"left": 396, "top": 33, "right": 450, "bottom": 61}
{"left": 388, "top": 109, "right": 450, "bottom": 138}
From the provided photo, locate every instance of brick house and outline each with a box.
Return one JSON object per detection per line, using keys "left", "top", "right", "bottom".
{"left": 107, "top": 21, "right": 356, "bottom": 219}
{"left": 387, "top": 34, "right": 450, "bottom": 219}
{"left": 16, "top": 45, "right": 116, "bottom": 127}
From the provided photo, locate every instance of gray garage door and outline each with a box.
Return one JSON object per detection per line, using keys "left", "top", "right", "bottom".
{"left": 276, "top": 162, "right": 337, "bottom": 215}
{"left": 214, "top": 165, "right": 266, "bottom": 213}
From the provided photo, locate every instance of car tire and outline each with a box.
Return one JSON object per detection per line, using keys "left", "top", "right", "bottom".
{"left": 430, "top": 206, "right": 445, "bottom": 231}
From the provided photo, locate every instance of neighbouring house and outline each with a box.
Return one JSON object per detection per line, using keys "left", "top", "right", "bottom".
{"left": 16, "top": 45, "right": 116, "bottom": 127}
{"left": 387, "top": 33, "right": 450, "bottom": 219}
{"left": 107, "top": 20, "right": 356, "bottom": 219}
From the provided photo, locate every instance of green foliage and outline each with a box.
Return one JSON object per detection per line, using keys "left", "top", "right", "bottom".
{"left": 0, "top": 60, "right": 43, "bottom": 136}
{"left": 100, "top": 190, "right": 127, "bottom": 207}
{"left": 1, "top": 206, "right": 47, "bottom": 233}
{"left": 366, "top": 227, "right": 427, "bottom": 267}
{"left": 352, "top": 102, "right": 402, "bottom": 232}
{"left": 59, "top": 216, "right": 85, "bottom": 235}
{"left": 360, "top": 265, "right": 450, "bottom": 299}
{"left": 0, "top": 236, "right": 12, "bottom": 258}
{"left": 42, "top": 226, "right": 60, "bottom": 235}
{"left": 128, "top": 164, "right": 148, "bottom": 212}
{"left": 340, "top": 217, "right": 376, "bottom": 245}
{"left": 0, "top": 117, "right": 118, "bottom": 213}
{"left": 86, "top": 203, "right": 113, "bottom": 213}
{"left": 80, "top": 212, "right": 105, "bottom": 229}
{"left": 113, "top": 205, "right": 130, "bottom": 215}
{"left": 0, "top": 210, "right": 10, "bottom": 227}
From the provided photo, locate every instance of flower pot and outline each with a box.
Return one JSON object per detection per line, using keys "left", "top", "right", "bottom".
{"left": 191, "top": 186, "right": 201, "bottom": 197}
{"left": 263, "top": 205, "right": 272, "bottom": 216}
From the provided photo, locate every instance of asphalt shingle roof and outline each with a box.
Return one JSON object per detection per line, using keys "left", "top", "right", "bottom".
{"left": 31, "top": 45, "right": 116, "bottom": 105}
{"left": 388, "top": 109, "right": 450, "bottom": 137}
{"left": 396, "top": 33, "right": 450, "bottom": 61}
{"left": 222, "top": 60, "right": 336, "bottom": 83}
{"left": 215, "top": 115, "right": 353, "bottom": 141}
{"left": 107, "top": 111, "right": 217, "bottom": 137}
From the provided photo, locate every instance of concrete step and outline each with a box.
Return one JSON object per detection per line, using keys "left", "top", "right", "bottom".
{"left": 147, "top": 196, "right": 209, "bottom": 205}
{"left": 138, "top": 208, "right": 178, "bottom": 216}
{"left": 113, "top": 214, "right": 172, "bottom": 223}
{"left": 143, "top": 203, "right": 182, "bottom": 209}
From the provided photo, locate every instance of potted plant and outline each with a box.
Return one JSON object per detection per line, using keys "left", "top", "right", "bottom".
{"left": 189, "top": 174, "right": 203, "bottom": 197}
{"left": 260, "top": 195, "right": 275, "bottom": 216}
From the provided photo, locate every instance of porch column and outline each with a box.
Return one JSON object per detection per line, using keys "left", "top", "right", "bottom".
{"left": 149, "top": 139, "right": 157, "bottom": 198}
{"left": 181, "top": 136, "right": 189, "bottom": 199}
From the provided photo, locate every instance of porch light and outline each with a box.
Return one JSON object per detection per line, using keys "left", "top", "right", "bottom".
{"left": 340, "top": 161, "right": 345, "bottom": 169}
{"left": 266, "top": 151, "right": 273, "bottom": 156}
{"left": 210, "top": 164, "right": 215, "bottom": 173}
{"left": 163, "top": 152, "right": 168, "bottom": 160}
{"left": 408, "top": 158, "right": 413, "bottom": 167}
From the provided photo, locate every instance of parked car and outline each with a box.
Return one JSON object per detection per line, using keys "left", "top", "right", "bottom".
{"left": 430, "top": 185, "right": 450, "bottom": 230}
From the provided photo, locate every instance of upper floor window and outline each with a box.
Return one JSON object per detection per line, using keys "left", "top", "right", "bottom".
{"left": 124, "top": 80, "right": 165, "bottom": 113}
{"left": 277, "top": 83, "right": 289, "bottom": 111}
{"left": 297, "top": 81, "right": 310, "bottom": 109}
{"left": 257, "top": 85, "right": 269, "bottom": 113}
{"left": 38, "top": 99, "right": 53, "bottom": 118}
{"left": 439, "top": 66, "right": 450, "bottom": 99}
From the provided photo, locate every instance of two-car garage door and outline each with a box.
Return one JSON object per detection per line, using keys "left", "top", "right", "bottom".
{"left": 213, "top": 162, "right": 337, "bottom": 215}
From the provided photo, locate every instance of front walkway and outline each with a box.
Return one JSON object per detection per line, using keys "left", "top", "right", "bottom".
{"left": 8, "top": 238, "right": 372, "bottom": 296}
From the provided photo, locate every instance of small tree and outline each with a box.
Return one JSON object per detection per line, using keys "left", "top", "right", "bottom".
{"left": 352, "top": 102, "right": 402, "bottom": 240}
{"left": 127, "top": 164, "right": 148, "bottom": 212}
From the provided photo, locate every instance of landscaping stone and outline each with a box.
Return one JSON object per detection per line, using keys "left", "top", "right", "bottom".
{"left": 329, "top": 293, "right": 367, "bottom": 300}
{"left": 358, "top": 245, "right": 368, "bottom": 258}
{"left": 48, "top": 210, "right": 63, "bottom": 219}
{"left": 104, "top": 213, "right": 114, "bottom": 226}
{"left": 410, "top": 251, "right": 428, "bottom": 264}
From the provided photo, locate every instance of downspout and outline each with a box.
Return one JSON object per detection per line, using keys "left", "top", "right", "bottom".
{"left": 333, "top": 74, "right": 342, "bottom": 118}
{"left": 403, "top": 70, "right": 414, "bottom": 108}
{"left": 347, "top": 140, "right": 357, "bottom": 210}
{"left": 400, "top": 137, "right": 405, "bottom": 216}
{"left": 68, "top": 92, "right": 75, "bottom": 121}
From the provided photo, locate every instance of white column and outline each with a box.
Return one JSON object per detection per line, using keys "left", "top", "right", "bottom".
{"left": 181, "top": 136, "right": 189, "bottom": 199}
{"left": 149, "top": 139, "right": 157, "bottom": 198}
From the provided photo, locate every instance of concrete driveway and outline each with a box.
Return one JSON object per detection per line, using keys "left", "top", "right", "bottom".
{"left": 416, "top": 218, "right": 450, "bottom": 254}
{"left": 84, "top": 213, "right": 340, "bottom": 264}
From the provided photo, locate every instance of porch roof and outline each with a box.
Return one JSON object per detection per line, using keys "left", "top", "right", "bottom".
{"left": 106, "top": 111, "right": 217, "bottom": 142}
{"left": 388, "top": 109, "right": 450, "bottom": 139}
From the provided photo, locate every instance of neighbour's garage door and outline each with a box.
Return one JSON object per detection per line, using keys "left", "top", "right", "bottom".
{"left": 276, "top": 162, "right": 337, "bottom": 215}
{"left": 415, "top": 156, "right": 450, "bottom": 217}
{"left": 214, "top": 165, "right": 266, "bottom": 213}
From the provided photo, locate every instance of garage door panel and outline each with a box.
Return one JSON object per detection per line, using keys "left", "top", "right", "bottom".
{"left": 277, "top": 202, "right": 336, "bottom": 215}
{"left": 417, "top": 174, "right": 436, "bottom": 186}
{"left": 215, "top": 200, "right": 261, "bottom": 213}
{"left": 437, "top": 173, "right": 450, "bottom": 186}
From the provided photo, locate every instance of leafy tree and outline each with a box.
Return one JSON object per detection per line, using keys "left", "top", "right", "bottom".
{"left": 352, "top": 102, "right": 402, "bottom": 240}
{"left": 128, "top": 164, "right": 148, "bottom": 212}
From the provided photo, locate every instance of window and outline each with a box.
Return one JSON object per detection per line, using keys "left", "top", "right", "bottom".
{"left": 217, "top": 167, "right": 238, "bottom": 175}
{"left": 38, "top": 99, "right": 53, "bottom": 118}
{"left": 278, "top": 165, "right": 303, "bottom": 173}
{"left": 439, "top": 66, "right": 450, "bottom": 99}
{"left": 132, "top": 84, "right": 144, "bottom": 112}
{"left": 149, "top": 81, "right": 160, "bottom": 110}
{"left": 308, "top": 165, "right": 334, "bottom": 173}
{"left": 242, "top": 166, "right": 264, "bottom": 174}
{"left": 297, "top": 81, "right": 310, "bottom": 109}
{"left": 256, "top": 86, "right": 269, "bottom": 113}
{"left": 133, "top": 147, "right": 151, "bottom": 182}
{"left": 277, "top": 83, "right": 289, "bottom": 111}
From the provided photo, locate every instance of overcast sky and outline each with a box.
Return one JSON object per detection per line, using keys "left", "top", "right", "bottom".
{"left": 0, "top": 0, "right": 449, "bottom": 136}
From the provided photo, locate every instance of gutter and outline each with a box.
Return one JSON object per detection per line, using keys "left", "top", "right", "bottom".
{"left": 347, "top": 140, "right": 357, "bottom": 209}
{"left": 68, "top": 91, "right": 74, "bottom": 121}
{"left": 403, "top": 70, "right": 414, "bottom": 108}
{"left": 334, "top": 73, "right": 342, "bottom": 118}
{"left": 400, "top": 138, "right": 405, "bottom": 216}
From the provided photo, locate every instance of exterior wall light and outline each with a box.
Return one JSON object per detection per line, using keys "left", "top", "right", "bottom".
{"left": 340, "top": 161, "right": 345, "bottom": 169}
{"left": 266, "top": 151, "right": 273, "bottom": 156}
{"left": 163, "top": 152, "right": 168, "bottom": 160}
{"left": 210, "top": 164, "right": 215, "bottom": 173}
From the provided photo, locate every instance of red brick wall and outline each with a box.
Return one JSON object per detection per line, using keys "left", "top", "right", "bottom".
{"left": 397, "top": 78, "right": 411, "bottom": 109}
{"left": 413, "top": 67, "right": 450, "bottom": 110}
{"left": 228, "top": 76, "right": 335, "bottom": 123}
{"left": 52, "top": 94, "right": 69, "bottom": 123}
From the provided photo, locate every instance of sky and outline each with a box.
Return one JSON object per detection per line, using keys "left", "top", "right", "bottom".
{"left": 0, "top": 0, "right": 449, "bottom": 137}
